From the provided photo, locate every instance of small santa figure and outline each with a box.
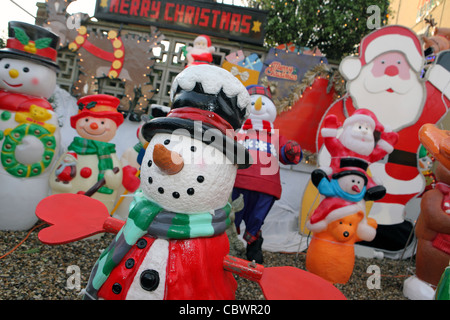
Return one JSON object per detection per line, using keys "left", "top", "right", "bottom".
{"left": 185, "top": 34, "right": 215, "bottom": 67}
{"left": 49, "top": 94, "right": 139, "bottom": 213}
{"left": 317, "top": 25, "right": 450, "bottom": 252}
{"left": 313, "top": 109, "right": 398, "bottom": 202}
{"left": 232, "top": 85, "right": 302, "bottom": 263}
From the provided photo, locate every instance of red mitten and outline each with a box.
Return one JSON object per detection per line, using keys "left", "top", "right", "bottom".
{"left": 380, "top": 130, "right": 399, "bottom": 148}
{"left": 284, "top": 140, "right": 302, "bottom": 164}
{"left": 323, "top": 114, "right": 341, "bottom": 129}
{"left": 122, "top": 165, "right": 140, "bottom": 192}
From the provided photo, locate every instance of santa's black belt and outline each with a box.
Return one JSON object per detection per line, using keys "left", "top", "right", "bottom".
{"left": 338, "top": 149, "right": 417, "bottom": 170}
{"left": 387, "top": 149, "right": 417, "bottom": 167}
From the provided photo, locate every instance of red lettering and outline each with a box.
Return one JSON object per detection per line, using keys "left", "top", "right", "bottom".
{"left": 150, "top": 1, "right": 160, "bottom": 19}
{"left": 240, "top": 15, "right": 251, "bottom": 33}
{"left": 220, "top": 12, "right": 231, "bottom": 30}
{"left": 110, "top": 0, "right": 121, "bottom": 13}
{"left": 174, "top": 4, "right": 184, "bottom": 22}
{"left": 194, "top": 7, "right": 201, "bottom": 25}
{"left": 230, "top": 13, "right": 240, "bottom": 32}
{"left": 184, "top": 5, "right": 195, "bottom": 24}
{"left": 211, "top": 10, "right": 221, "bottom": 28}
{"left": 165, "top": 3, "right": 174, "bottom": 21}
{"left": 119, "top": 0, "right": 130, "bottom": 15}
{"left": 199, "top": 8, "right": 210, "bottom": 27}
{"left": 130, "top": 0, "right": 139, "bottom": 16}
{"left": 140, "top": 0, "right": 150, "bottom": 17}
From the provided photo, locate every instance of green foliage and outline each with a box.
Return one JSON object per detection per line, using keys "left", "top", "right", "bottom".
{"left": 250, "top": 0, "right": 391, "bottom": 62}
{"left": 35, "top": 38, "right": 52, "bottom": 49}
{"left": 13, "top": 27, "right": 30, "bottom": 45}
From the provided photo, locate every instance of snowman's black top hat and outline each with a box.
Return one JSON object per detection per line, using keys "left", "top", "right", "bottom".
{"left": 142, "top": 67, "right": 252, "bottom": 169}
{"left": 0, "top": 21, "right": 60, "bottom": 71}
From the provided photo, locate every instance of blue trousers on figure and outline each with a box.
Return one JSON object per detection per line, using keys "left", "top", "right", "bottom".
{"left": 232, "top": 187, "right": 276, "bottom": 244}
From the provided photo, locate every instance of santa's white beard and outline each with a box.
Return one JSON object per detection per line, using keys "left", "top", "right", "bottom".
{"left": 348, "top": 64, "right": 426, "bottom": 131}
{"left": 339, "top": 127, "right": 375, "bottom": 156}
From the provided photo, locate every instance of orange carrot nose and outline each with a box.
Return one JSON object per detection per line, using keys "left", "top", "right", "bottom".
{"left": 153, "top": 144, "right": 184, "bottom": 175}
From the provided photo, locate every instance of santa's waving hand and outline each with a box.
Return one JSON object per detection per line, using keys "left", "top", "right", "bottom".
{"left": 316, "top": 25, "right": 450, "bottom": 253}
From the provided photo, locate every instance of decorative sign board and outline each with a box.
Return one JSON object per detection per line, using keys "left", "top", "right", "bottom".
{"left": 95, "top": 0, "right": 267, "bottom": 45}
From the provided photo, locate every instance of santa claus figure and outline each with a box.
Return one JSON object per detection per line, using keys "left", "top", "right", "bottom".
{"left": 317, "top": 25, "right": 450, "bottom": 253}
{"left": 185, "top": 34, "right": 215, "bottom": 67}
{"left": 313, "top": 109, "right": 398, "bottom": 202}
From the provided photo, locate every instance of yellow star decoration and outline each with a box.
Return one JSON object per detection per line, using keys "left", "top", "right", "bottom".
{"left": 100, "top": 0, "right": 109, "bottom": 8}
{"left": 252, "top": 20, "right": 262, "bottom": 33}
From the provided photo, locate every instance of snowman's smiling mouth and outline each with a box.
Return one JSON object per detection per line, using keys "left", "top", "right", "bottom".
{"left": 82, "top": 128, "right": 106, "bottom": 136}
{"left": 3, "top": 80, "right": 23, "bottom": 88}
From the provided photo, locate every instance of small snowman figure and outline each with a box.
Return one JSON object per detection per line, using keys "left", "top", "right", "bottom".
{"left": 314, "top": 167, "right": 369, "bottom": 203}
{"left": 232, "top": 85, "right": 302, "bottom": 263}
{"left": 0, "top": 21, "right": 61, "bottom": 230}
{"left": 83, "top": 64, "right": 252, "bottom": 300}
{"left": 49, "top": 94, "right": 140, "bottom": 213}
{"left": 185, "top": 34, "right": 215, "bottom": 67}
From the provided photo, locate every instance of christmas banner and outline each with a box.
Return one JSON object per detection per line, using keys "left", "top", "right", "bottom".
{"left": 95, "top": 0, "right": 267, "bottom": 45}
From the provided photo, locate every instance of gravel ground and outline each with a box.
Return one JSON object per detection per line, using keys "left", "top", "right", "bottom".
{"left": 0, "top": 222, "right": 413, "bottom": 300}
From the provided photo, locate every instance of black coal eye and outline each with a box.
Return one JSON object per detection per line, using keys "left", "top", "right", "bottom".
{"left": 4, "top": 64, "right": 9, "bottom": 69}
{"left": 187, "top": 188, "right": 195, "bottom": 195}
{"left": 23, "top": 67, "right": 29, "bottom": 73}
{"left": 85, "top": 118, "right": 89, "bottom": 122}
{"left": 148, "top": 177, "right": 153, "bottom": 184}
{"left": 172, "top": 192, "right": 180, "bottom": 199}
{"left": 147, "top": 160, "right": 152, "bottom": 167}
{"left": 164, "top": 139, "right": 170, "bottom": 145}
{"left": 197, "top": 175, "right": 204, "bottom": 183}
{"left": 158, "top": 187, "right": 164, "bottom": 194}
{"left": 191, "top": 146, "right": 197, "bottom": 152}
{"left": 101, "top": 121, "right": 105, "bottom": 125}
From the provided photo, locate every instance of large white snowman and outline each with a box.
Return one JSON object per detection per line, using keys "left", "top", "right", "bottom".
{"left": 83, "top": 64, "right": 253, "bottom": 300}
{"left": 0, "top": 21, "right": 61, "bottom": 230}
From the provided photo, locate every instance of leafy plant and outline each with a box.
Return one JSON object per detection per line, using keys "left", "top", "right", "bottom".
{"left": 248, "top": 0, "right": 391, "bottom": 62}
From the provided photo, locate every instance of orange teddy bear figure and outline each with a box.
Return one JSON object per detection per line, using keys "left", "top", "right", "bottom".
{"left": 306, "top": 197, "right": 378, "bottom": 284}
{"left": 403, "top": 124, "right": 450, "bottom": 300}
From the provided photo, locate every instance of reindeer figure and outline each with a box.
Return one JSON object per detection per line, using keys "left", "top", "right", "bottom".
{"left": 44, "top": 0, "right": 164, "bottom": 113}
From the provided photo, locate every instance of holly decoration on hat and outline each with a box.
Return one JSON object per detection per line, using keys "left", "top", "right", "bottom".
{"left": 13, "top": 27, "right": 52, "bottom": 54}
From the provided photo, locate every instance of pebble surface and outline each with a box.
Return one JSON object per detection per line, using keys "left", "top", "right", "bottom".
{"left": 0, "top": 223, "right": 413, "bottom": 300}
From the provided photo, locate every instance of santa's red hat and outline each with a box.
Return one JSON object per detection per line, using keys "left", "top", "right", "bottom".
{"left": 343, "top": 108, "right": 384, "bottom": 132}
{"left": 306, "top": 197, "right": 377, "bottom": 241}
{"left": 340, "top": 25, "right": 424, "bottom": 80}
{"left": 194, "top": 35, "right": 212, "bottom": 47}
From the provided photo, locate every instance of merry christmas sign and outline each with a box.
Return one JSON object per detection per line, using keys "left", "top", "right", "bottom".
{"left": 95, "top": 0, "right": 267, "bottom": 45}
